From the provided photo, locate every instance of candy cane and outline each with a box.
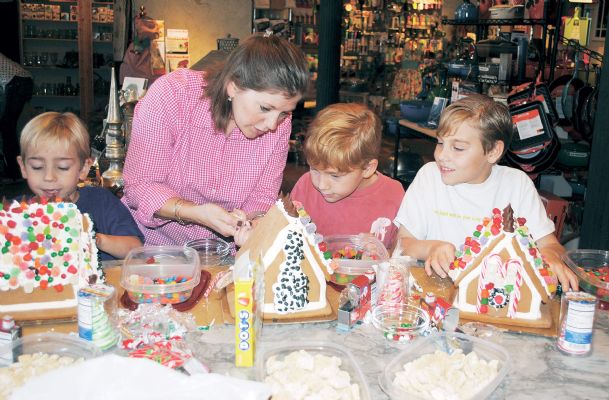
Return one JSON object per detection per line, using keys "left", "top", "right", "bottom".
{"left": 486, "top": 253, "right": 507, "bottom": 279}
{"left": 507, "top": 259, "right": 524, "bottom": 318}
{"left": 477, "top": 254, "right": 494, "bottom": 312}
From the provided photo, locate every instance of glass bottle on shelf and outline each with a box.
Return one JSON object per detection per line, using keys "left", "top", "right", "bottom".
{"left": 65, "top": 76, "right": 74, "bottom": 96}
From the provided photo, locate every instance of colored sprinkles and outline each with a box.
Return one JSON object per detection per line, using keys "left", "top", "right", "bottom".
{"left": 0, "top": 198, "right": 100, "bottom": 293}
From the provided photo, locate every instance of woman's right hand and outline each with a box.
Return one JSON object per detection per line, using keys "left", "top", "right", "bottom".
{"left": 190, "top": 203, "right": 243, "bottom": 237}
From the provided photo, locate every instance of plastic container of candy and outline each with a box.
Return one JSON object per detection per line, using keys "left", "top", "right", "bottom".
{"left": 562, "top": 249, "right": 609, "bottom": 310}
{"left": 0, "top": 332, "right": 101, "bottom": 367}
{"left": 185, "top": 237, "right": 230, "bottom": 269}
{"left": 255, "top": 341, "right": 371, "bottom": 400}
{"left": 379, "top": 332, "right": 510, "bottom": 400}
{"left": 371, "top": 304, "right": 430, "bottom": 344}
{"left": 322, "top": 234, "right": 389, "bottom": 284}
{"left": 120, "top": 246, "right": 200, "bottom": 305}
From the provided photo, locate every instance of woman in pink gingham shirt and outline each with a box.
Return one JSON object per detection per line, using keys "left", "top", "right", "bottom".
{"left": 122, "top": 35, "right": 309, "bottom": 247}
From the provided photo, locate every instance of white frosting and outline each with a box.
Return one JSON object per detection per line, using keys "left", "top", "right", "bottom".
{"left": 276, "top": 199, "right": 333, "bottom": 275}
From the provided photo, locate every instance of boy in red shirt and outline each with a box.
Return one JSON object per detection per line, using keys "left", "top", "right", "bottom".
{"left": 290, "top": 103, "right": 404, "bottom": 250}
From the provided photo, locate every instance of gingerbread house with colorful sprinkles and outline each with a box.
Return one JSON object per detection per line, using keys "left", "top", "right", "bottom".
{"left": 448, "top": 204, "right": 558, "bottom": 327}
{"left": 0, "top": 198, "right": 103, "bottom": 320}
{"left": 235, "top": 195, "right": 334, "bottom": 320}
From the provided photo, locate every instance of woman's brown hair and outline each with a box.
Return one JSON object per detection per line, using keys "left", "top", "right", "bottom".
{"left": 204, "top": 35, "right": 309, "bottom": 133}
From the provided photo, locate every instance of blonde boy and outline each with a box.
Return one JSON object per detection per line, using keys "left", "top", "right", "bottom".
{"left": 394, "top": 94, "right": 578, "bottom": 290}
{"left": 17, "top": 112, "right": 143, "bottom": 260}
{"left": 290, "top": 103, "right": 404, "bottom": 249}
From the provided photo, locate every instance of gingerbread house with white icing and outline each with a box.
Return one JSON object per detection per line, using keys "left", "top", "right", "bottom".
{"left": 235, "top": 196, "right": 334, "bottom": 320}
{"left": 0, "top": 198, "right": 103, "bottom": 320}
{"left": 448, "top": 204, "right": 558, "bottom": 327}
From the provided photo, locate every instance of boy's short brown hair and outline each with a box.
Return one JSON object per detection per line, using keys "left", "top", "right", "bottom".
{"left": 304, "top": 103, "right": 381, "bottom": 172}
{"left": 437, "top": 94, "right": 513, "bottom": 156}
{"left": 20, "top": 112, "right": 90, "bottom": 164}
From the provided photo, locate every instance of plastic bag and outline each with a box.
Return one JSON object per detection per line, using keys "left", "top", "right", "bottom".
{"left": 10, "top": 355, "right": 271, "bottom": 400}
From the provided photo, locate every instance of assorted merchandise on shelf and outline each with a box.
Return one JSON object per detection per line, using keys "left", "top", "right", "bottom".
{"left": 341, "top": 0, "right": 445, "bottom": 100}
{"left": 19, "top": 0, "right": 114, "bottom": 116}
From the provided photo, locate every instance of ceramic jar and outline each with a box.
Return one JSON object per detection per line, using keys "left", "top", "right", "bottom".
{"left": 455, "top": 0, "right": 479, "bottom": 21}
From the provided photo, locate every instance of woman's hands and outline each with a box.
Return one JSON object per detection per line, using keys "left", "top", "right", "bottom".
{"left": 188, "top": 203, "right": 244, "bottom": 237}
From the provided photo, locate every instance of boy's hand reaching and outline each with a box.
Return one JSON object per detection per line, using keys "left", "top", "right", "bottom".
{"left": 536, "top": 234, "right": 579, "bottom": 292}
{"left": 424, "top": 241, "right": 457, "bottom": 279}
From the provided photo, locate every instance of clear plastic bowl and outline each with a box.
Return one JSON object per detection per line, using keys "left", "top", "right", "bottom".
{"left": 371, "top": 304, "right": 430, "bottom": 343}
{"left": 120, "top": 246, "right": 200, "bottom": 304}
{"left": 379, "top": 332, "right": 510, "bottom": 400}
{"left": 562, "top": 249, "right": 609, "bottom": 309}
{"left": 185, "top": 238, "right": 230, "bottom": 268}
{"left": 256, "top": 341, "right": 371, "bottom": 400}
{"left": 0, "top": 332, "right": 101, "bottom": 367}
{"left": 323, "top": 234, "right": 389, "bottom": 284}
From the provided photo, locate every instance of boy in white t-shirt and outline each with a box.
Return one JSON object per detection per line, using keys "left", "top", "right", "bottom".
{"left": 394, "top": 94, "right": 578, "bottom": 291}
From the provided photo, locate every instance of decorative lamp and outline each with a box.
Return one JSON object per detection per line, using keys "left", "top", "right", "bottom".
{"left": 101, "top": 66, "right": 125, "bottom": 189}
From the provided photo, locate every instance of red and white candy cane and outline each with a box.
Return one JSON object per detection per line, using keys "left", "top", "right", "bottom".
{"left": 379, "top": 270, "right": 405, "bottom": 308}
{"left": 507, "top": 259, "right": 524, "bottom": 318}
{"left": 477, "top": 254, "right": 493, "bottom": 312}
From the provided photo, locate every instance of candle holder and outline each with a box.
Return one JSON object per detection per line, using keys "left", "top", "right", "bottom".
{"left": 101, "top": 66, "right": 125, "bottom": 189}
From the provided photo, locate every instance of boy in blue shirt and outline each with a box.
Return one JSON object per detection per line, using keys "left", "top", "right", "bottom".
{"left": 394, "top": 94, "right": 578, "bottom": 291}
{"left": 16, "top": 112, "right": 143, "bottom": 260}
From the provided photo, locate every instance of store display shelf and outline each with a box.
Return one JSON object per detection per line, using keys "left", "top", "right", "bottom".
{"left": 25, "top": 66, "right": 79, "bottom": 70}
{"left": 23, "top": 37, "right": 77, "bottom": 42}
{"left": 33, "top": 95, "right": 80, "bottom": 99}
{"left": 560, "top": 36, "right": 604, "bottom": 65}
{"left": 22, "top": 19, "right": 76, "bottom": 24}
{"left": 442, "top": 18, "right": 545, "bottom": 25}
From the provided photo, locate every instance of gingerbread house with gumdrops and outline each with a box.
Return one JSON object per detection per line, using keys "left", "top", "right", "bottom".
{"left": 235, "top": 195, "right": 335, "bottom": 321}
{"left": 448, "top": 204, "right": 558, "bottom": 328}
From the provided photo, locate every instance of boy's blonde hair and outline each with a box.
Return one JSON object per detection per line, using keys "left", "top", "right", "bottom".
{"left": 20, "top": 112, "right": 90, "bottom": 163}
{"left": 437, "top": 94, "right": 513, "bottom": 156}
{"left": 304, "top": 103, "right": 381, "bottom": 172}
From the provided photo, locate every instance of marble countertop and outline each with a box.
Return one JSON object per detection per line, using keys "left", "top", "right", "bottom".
{"left": 189, "top": 309, "right": 609, "bottom": 399}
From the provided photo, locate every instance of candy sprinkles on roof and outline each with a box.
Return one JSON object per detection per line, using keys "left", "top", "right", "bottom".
{"left": 0, "top": 197, "right": 102, "bottom": 293}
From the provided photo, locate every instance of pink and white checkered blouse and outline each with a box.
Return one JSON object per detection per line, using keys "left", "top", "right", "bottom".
{"left": 122, "top": 68, "right": 290, "bottom": 246}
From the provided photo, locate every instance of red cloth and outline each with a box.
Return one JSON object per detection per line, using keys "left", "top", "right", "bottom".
{"left": 290, "top": 172, "right": 405, "bottom": 249}
{"left": 122, "top": 68, "right": 291, "bottom": 246}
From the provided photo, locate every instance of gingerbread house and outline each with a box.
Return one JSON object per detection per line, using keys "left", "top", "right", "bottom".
{"left": 235, "top": 195, "right": 334, "bottom": 320}
{"left": 448, "top": 205, "right": 558, "bottom": 327}
{"left": 0, "top": 198, "right": 103, "bottom": 320}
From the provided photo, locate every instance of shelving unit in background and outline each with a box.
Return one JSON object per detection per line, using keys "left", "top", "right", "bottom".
{"left": 251, "top": 0, "right": 319, "bottom": 103}
{"left": 340, "top": 0, "right": 444, "bottom": 103}
{"left": 18, "top": 0, "right": 114, "bottom": 122}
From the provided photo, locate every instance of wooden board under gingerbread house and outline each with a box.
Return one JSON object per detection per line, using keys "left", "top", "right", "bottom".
{"left": 410, "top": 267, "right": 559, "bottom": 338}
